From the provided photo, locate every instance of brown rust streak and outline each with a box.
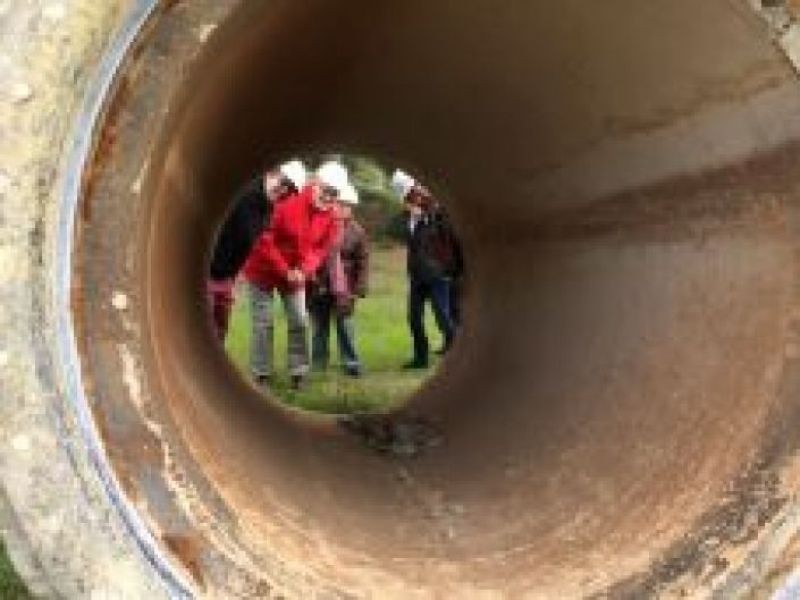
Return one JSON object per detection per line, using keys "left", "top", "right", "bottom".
{"left": 79, "top": 73, "right": 132, "bottom": 223}
{"left": 72, "top": 13, "right": 166, "bottom": 505}
{"left": 491, "top": 140, "right": 800, "bottom": 244}
{"left": 787, "top": 0, "right": 800, "bottom": 17}
{"left": 516, "top": 58, "right": 792, "bottom": 179}
{"left": 600, "top": 60, "right": 787, "bottom": 139}
{"left": 78, "top": 0, "right": 165, "bottom": 221}
{"left": 160, "top": 0, "right": 184, "bottom": 14}
{"left": 162, "top": 533, "right": 206, "bottom": 587}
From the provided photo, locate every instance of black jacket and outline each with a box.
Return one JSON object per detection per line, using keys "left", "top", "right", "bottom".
{"left": 209, "top": 178, "right": 272, "bottom": 280}
{"left": 404, "top": 210, "right": 461, "bottom": 283}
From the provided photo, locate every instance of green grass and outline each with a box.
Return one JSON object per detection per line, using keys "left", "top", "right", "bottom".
{"left": 0, "top": 541, "right": 30, "bottom": 599}
{"left": 225, "top": 245, "right": 443, "bottom": 414}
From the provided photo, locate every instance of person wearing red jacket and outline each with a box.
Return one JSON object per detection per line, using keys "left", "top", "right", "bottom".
{"left": 244, "top": 161, "right": 349, "bottom": 389}
{"left": 207, "top": 159, "right": 306, "bottom": 341}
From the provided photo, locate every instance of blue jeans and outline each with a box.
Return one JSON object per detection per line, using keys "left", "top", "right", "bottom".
{"left": 309, "top": 297, "right": 360, "bottom": 370}
{"left": 408, "top": 277, "right": 454, "bottom": 363}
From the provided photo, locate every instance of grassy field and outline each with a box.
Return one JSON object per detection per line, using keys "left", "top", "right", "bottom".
{"left": 225, "top": 245, "right": 443, "bottom": 414}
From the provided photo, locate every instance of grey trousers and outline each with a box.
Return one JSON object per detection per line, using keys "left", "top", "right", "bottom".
{"left": 249, "top": 283, "right": 310, "bottom": 378}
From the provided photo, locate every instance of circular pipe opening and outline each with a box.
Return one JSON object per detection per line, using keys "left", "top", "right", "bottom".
{"left": 75, "top": 1, "right": 800, "bottom": 596}
{"left": 213, "top": 156, "right": 460, "bottom": 416}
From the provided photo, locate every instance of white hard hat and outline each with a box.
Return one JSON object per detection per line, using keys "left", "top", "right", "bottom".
{"left": 339, "top": 183, "right": 359, "bottom": 205}
{"left": 279, "top": 159, "right": 307, "bottom": 189}
{"left": 391, "top": 169, "right": 416, "bottom": 200}
{"left": 315, "top": 161, "right": 350, "bottom": 196}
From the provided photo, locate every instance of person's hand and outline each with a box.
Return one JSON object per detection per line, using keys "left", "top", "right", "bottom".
{"left": 287, "top": 269, "right": 305, "bottom": 285}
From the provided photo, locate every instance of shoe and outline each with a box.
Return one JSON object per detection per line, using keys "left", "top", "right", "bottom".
{"left": 344, "top": 365, "right": 363, "bottom": 378}
{"left": 402, "top": 359, "right": 429, "bottom": 370}
{"left": 290, "top": 374, "right": 305, "bottom": 390}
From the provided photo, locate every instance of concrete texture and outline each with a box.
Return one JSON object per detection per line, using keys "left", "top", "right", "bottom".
{"left": 0, "top": 1, "right": 169, "bottom": 597}
{"left": 7, "top": 0, "right": 800, "bottom": 598}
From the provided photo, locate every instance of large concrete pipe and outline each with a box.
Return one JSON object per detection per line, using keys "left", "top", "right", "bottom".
{"left": 5, "top": 0, "right": 800, "bottom": 597}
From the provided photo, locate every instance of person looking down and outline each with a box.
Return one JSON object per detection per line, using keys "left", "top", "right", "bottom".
{"left": 243, "top": 161, "right": 349, "bottom": 389}
{"left": 207, "top": 159, "right": 305, "bottom": 340}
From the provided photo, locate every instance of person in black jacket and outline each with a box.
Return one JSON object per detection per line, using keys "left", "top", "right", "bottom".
{"left": 397, "top": 180, "right": 458, "bottom": 369}
{"left": 207, "top": 161, "right": 304, "bottom": 340}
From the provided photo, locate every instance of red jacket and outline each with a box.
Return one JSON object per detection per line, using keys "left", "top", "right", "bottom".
{"left": 244, "top": 185, "right": 339, "bottom": 292}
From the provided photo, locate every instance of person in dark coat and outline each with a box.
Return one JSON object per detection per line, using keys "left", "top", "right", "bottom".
{"left": 307, "top": 184, "right": 369, "bottom": 377}
{"left": 206, "top": 170, "right": 282, "bottom": 341}
{"left": 207, "top": 160, "right": 306, "bottom": 341}
{"left": 391, "top": 170, "right": 457, "bottom": 369}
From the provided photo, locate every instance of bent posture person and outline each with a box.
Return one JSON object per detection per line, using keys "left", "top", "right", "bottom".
{"left": 308, "top": 184, "right": 369, "bottom": 377}
{"left": 241, "top": 160, "right": 306, "bottom": 374}
{"left": 244, "top": 161, "right": 347, "bottom": 389}
{"left": 207, "top": 161, "right": 304, "bottom": 340}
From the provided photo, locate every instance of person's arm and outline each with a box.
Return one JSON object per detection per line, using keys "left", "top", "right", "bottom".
{"left": 430, "top": 214, "right": 459, "bottom": 277}
{"left": 438, "top": 215, "right": 464, "bottom": 279}
{"left": 229, "top": 189, "right": 270, "bottom": 275}
{"left": 353, "top": 226, "right": 369, "bottom": 297}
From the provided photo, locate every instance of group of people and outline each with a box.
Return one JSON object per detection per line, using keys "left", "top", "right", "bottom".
{"left": 207, "top": 159, "right": 463, "bottom": 391}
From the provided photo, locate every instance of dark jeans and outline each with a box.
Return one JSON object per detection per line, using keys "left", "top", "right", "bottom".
{"left": 309, "top": 296, "right": 360, "bottom": 370}
{"left": 450, "top": 277, "right": 463, "bottom": 329}
{"left": 408, "top": 277, "right": 455, "bottom": 363}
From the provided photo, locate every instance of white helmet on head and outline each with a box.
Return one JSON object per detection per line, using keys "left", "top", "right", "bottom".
{"left": 315, "top": 161, "right": 350, "bottom": 196}
{"left": 279, "top": 159, "right": 307, "bottom": 189}
{"left": 391, "top": 169, "right": 416, "bottom": 200}
{"left": 339, "top": 183, "right": 359, "bottom": 205}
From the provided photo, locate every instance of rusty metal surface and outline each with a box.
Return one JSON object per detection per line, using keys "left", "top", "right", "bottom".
{"left": 56, "top": 1, "right": 194, "bottom": 597}
{"left": 70, "top": 0, "right": 800, "bottom": 597}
